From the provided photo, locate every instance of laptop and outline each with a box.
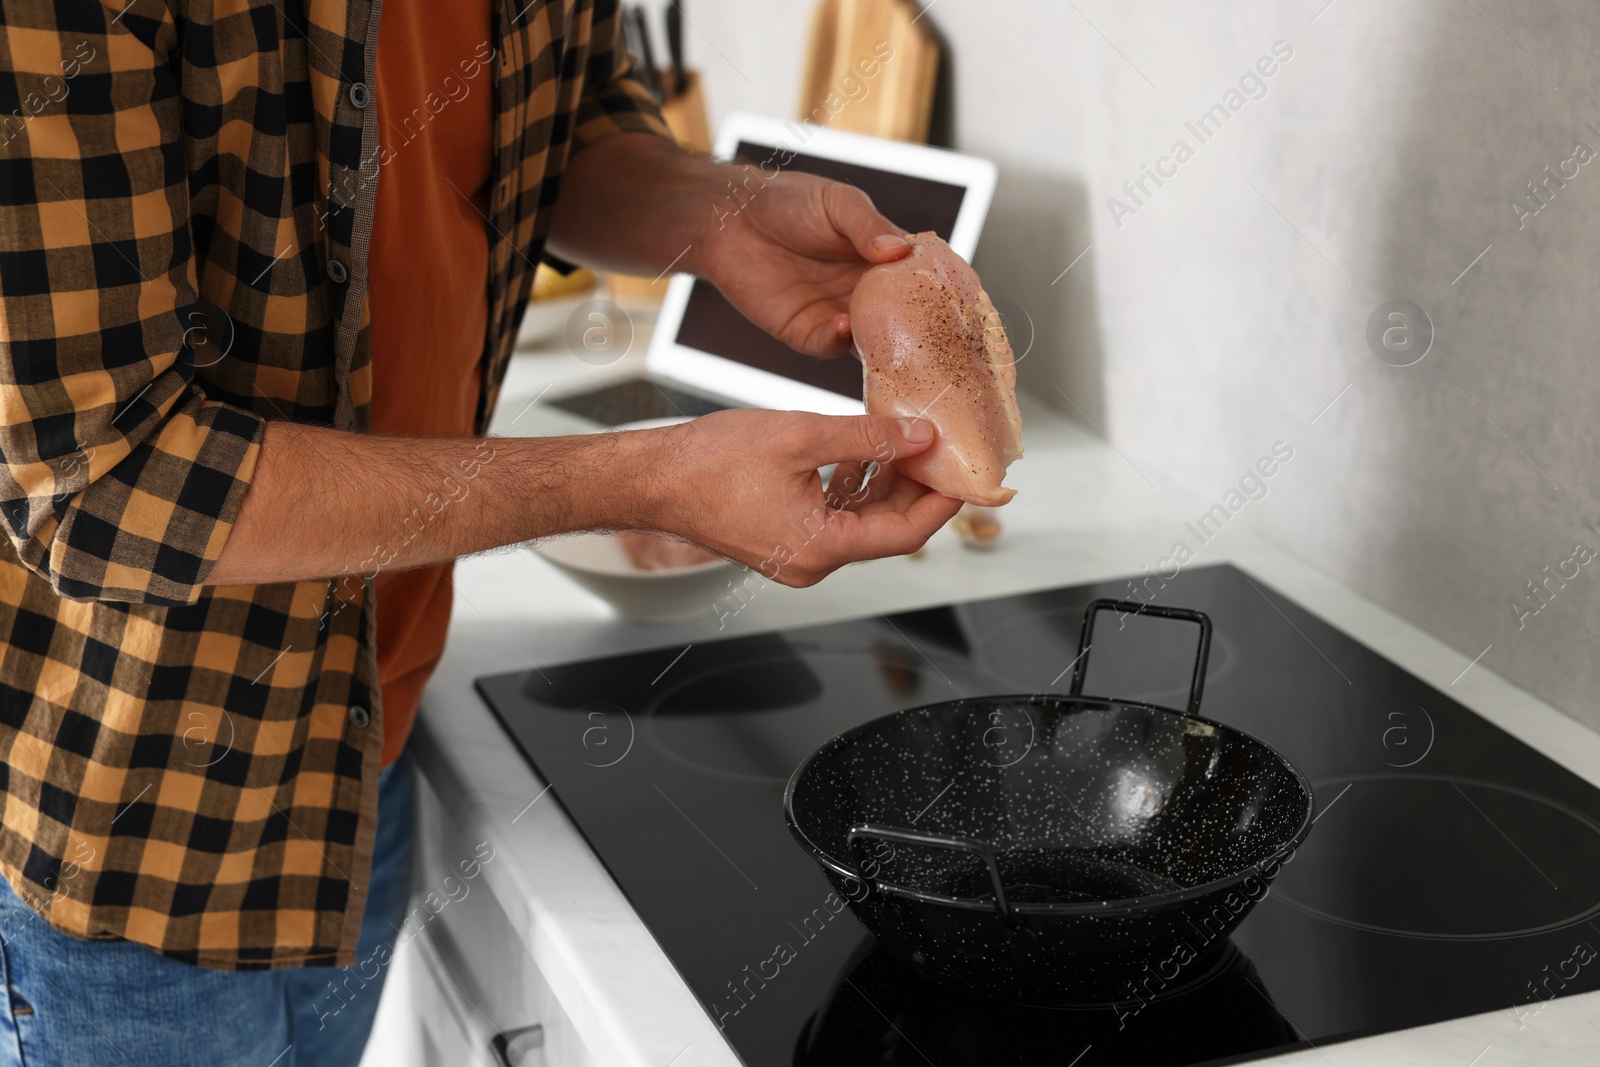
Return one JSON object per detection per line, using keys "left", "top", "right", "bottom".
{"left": 538, "top": 111, "right": 998, "bottom": 428}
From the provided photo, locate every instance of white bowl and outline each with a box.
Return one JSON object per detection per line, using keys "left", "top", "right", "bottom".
{"left": 534, "top": 531, "right": 739, "bottom": 621}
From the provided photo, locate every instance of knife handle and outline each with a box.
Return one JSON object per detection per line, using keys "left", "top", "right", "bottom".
{"left": 665, "top": 2, "right": 685, "bottom": 98}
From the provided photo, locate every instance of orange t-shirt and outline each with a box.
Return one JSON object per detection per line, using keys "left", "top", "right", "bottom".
{"left": 368, "top": 2, "right": 495, "bottom": 765}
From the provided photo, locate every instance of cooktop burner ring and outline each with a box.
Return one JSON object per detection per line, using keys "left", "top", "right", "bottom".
{"left": 639, "top": 645, "right": 1007, "bottom": 783}
{"left": 1000, "top": 939, "right": 1246, "bottom": 1010}
{"left": 963, "top": 602, "right": 1240, "bottom": 702}
{"left": 1269, "top": 773, "right": 1600, "bottom": 941}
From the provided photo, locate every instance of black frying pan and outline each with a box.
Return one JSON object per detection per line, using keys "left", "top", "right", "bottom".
{"left": 783, "top": 599, "right": 1315, "bottom": 1003}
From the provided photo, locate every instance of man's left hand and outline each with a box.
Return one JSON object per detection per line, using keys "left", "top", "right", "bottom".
{"left": 693, "top": 171, "right": 914, "bottom": 357}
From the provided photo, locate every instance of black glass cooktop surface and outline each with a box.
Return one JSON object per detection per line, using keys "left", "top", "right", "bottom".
{"left": 476, "top": 564, "right": 1600, "bottom": 1066}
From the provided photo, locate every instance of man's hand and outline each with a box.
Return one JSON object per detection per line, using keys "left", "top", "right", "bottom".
{"left": 641, "top": 410, "right": 961, "bottom": 587}
{"left": 691, "top": 173, "right": 913, "bottom": 357}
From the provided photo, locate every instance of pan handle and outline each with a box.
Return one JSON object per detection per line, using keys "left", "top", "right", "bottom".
{"left": 1068, "top": 598, "right": 1213, "bottom": 716}
{"left": 846, "top": 823, "right": 1017, "bottom": 926}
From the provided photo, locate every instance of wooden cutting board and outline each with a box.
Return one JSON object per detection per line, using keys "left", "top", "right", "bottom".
{"left": 799, "top": 0, "right": 939, "bottom": 144}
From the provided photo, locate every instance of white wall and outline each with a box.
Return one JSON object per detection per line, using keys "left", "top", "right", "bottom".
{"left": 648, "top": 0, "right": 1600, "bottom": 730}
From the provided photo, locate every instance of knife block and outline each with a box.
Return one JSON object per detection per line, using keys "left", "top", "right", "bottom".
{"left": 800, "top": 0, "right": 939, "bottom": 144}
{"left": 660, "top": 70, "right": 712, "bottom": 154}
{"left": 609, "top": 71, "right": 712, "bottom": 305}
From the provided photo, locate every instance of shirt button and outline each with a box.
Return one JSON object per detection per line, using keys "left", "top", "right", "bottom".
{"left": 348, "top": 82, "right": 370, "bottom": 109}
{"left": 326, "top": 258, "right": 349, "bottom": 284}
{"left": 347, "top": 705, "right": 371, "bottom": 729}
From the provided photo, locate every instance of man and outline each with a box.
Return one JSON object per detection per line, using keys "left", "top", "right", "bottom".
{"left": 0, "top": 0, "right": 958, "bottom": 1062}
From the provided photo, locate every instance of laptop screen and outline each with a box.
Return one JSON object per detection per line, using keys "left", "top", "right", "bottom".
{"left": 671, "top": 141, "right": 969, "bottom": 399}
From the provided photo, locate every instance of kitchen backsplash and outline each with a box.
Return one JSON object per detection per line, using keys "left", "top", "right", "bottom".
{"left": 636, "top": 0, "right": 1600, "bottom": 731}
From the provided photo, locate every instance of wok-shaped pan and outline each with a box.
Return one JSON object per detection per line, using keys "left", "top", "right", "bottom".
{"left": 784, "top": 599, "right": 1315, "bottom": 1003}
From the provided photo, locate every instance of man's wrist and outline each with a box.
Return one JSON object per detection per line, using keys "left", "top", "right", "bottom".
{"left": 679, "top": 161, "right": 760, "bottom": 285}
{"left": 558, "top": 426, "right": 676, "bottom": 535}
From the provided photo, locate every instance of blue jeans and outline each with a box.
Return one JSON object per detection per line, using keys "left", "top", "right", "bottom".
{"left": 0, "top": 753, "right": 416, "bottom": 1067}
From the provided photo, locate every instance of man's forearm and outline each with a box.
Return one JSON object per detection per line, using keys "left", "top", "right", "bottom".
{"left": 545, "top": 132, "right": 731, "bottom": 277}
{"left": 206, "top": 422, "right": 662, "bottom": 587}
{"left": 548, "top": 131, "right": 911, "bottom": 359}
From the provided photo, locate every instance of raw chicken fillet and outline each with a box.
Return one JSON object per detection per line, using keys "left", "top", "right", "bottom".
{"left": 851, "top": 232, "right": 1023, "bottom": 506}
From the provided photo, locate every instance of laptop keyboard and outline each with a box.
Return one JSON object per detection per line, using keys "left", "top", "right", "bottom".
{"left": 547, "top": 378, "right": 730, "bottom": 426}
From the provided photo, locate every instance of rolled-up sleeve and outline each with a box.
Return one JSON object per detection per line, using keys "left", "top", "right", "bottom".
{"left": 0, "top": 2, "right": 264, "bottom": 606}
{"left": 571, "top": 0, "right": 674, "bottom": 152}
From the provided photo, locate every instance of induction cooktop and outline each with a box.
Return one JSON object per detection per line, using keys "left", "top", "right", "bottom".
{"left": 475, "top": 564, "right": 1600, "bottom": 1066}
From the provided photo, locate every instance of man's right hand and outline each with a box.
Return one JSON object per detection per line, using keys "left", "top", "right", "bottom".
{"left": 635, "top": 409, "right": 962, "bottom": 587}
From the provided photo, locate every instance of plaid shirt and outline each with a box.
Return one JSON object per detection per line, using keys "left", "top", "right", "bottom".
{"left": 0, "top": 0, "right": 666, "bottom": 969}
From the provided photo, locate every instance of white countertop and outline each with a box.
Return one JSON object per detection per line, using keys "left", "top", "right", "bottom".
{"left": 414, "top": 341, "right": 1600, "bottom": 1067}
